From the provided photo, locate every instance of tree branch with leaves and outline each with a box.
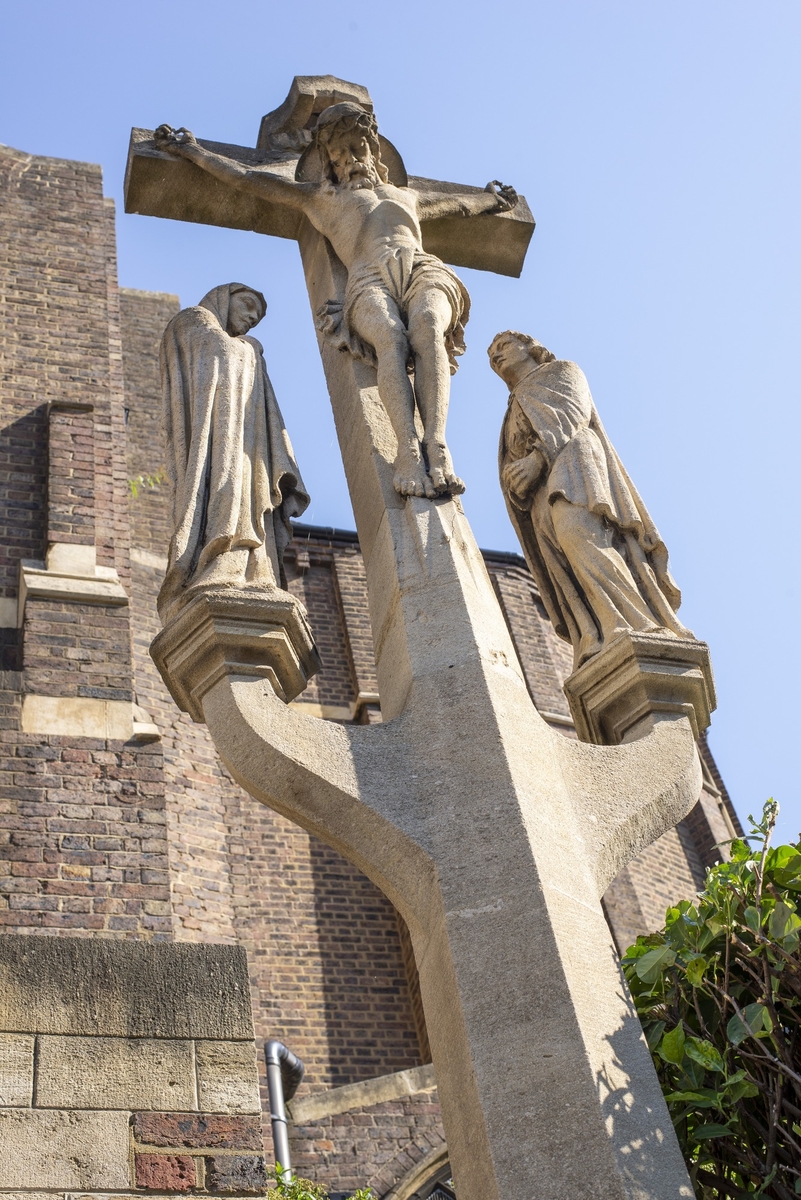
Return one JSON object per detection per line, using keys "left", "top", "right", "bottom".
{"left": 623, "top": 800, "right": 801, "bottom": 1198}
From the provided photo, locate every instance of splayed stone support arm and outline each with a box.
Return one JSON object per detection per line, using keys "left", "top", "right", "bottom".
{"left": 153, "top": 500, "right": 702, "bottom": 1200}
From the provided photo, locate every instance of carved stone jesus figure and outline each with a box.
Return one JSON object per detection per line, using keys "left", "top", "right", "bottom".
{"left": 158, "top": 282, "right": 309, "bottom": 622}
{"left": 490, "top": 330, "right": 691, "bottom": 668}
{"left": 154, "top": 105, "right": 518, "bottom": 500}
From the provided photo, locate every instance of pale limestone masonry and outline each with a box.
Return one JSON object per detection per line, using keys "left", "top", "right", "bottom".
{"left": 35, "top": 1036, "right": 197, "bottom": 1110}
{"left": 0, "top": 1036, "right": 33, "bottom": 1107}
{"left": 0, "top": 1109, "right": 131, "bottom": 1190}
{"left": 0, "top": 936, "right": 267, "bottom": 1196}
{"left": 288, "top": 1062, "right": 436, "bottom": 1124}
{"left": 195, "top": 1040, "right": 262, "bottom": 1114}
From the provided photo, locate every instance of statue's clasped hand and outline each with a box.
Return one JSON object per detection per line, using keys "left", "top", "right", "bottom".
{"left": 502, "top": 453, "right": 544, "bottom": 504}
{"left": 486, "top": 180, "right": 518, "bottom": 212}
{"left": 154, "top": 125, "right": 199, "bottom": 155}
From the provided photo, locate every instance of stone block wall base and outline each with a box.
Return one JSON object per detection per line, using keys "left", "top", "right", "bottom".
{"left": 150, "top": 585, "right": 321, "bottom": 721}
{"left": 564, "top": 631, "right": 716, "bottom": 745}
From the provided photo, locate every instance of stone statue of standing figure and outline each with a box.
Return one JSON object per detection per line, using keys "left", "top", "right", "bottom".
{"left": 157, "top": 282, "right": 310, "bottom": 622}
{"left": 490, "top": 330, "right": 691, "bottom": 669}
{"left": 154, "top": 104, "right": 518, "bottom": 501}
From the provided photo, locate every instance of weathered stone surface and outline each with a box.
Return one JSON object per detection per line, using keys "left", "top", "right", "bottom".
{"left": 136, "top": 80, "right": 527, "bottom": 508}
{"left": 133, "top": 1111, "right": 263, "bottom": 1150}
{"left": 155, "top": 284, "right": 312, "bottom": 628}
{"left": 125, "top": 95, "right": 535, "bottom": 280}
{"left": 18, "top": 555, "right": 129, "bottom": 616}
{"left": 134, "top": 74, "right": 698, "bottom": 1200}
{"left": 135, "top": 1152, "right": 196, "bottom": 1191}
{"left": 0, "top": 1193, "right": 66, "bottom": 1200}
{"left": 35, "top": 1036, "right": 196, "bottom": 1110}
{"left": 0, "top": 936, "right": 253, "bottom": 1039}
{"left": 0, "top": 1034, "right": 33, "bottom": 1106}
{"left": 19, "top": 694, "right": 134, "bottom": 739}
{"left": 205, "top": 1153, "right": 267, "bottom": 1193}
{"left": 195, "top": 1040, "right": 261, "bottom": 1114}
{"left": 0, "top": 1108, "right": 130, "bottom": 1188}
{"left": 192, "top": 269, "right": 701, "bottom": 1199}
{"left": 150, "top": 586, "right": 320, "bottom": 717}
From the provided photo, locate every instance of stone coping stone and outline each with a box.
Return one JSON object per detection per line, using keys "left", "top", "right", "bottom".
{"left": 0, "top": 936, "right": 253, "bottom": 1039}
{"left": 288, "top": 1062, "right": 436, "bottom": 1124}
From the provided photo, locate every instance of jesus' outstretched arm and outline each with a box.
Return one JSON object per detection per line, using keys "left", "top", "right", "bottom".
{"left": 153, "top": 126, "right": 312, "bottom": 211}
{"left": 415, "top": 180, "right": 519, "bottom": 221}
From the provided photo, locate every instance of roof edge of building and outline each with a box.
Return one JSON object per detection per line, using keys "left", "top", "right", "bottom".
{"left": 291, "top": 521, "right": 528, "bottom": 568}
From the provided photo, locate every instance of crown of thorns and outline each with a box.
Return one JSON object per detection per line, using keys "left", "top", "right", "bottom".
{"left": 314, "top": 103, "right": 378, "bottom": 146}
{"left": 311, "top": 103, "right": 389, "bottom": 184}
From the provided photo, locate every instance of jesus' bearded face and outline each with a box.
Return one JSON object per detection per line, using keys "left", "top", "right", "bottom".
{"left": 326, "top": 129, "right": 382, "bottom": 190}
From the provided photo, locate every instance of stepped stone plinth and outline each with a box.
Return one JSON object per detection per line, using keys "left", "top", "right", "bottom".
{"left": 150, "top": 586, "right": 321, "bottom": 721}
{"left": 564, "top": 631, "right": 716, "bottom": 746}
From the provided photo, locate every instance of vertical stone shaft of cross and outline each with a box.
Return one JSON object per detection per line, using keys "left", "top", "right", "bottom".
{"left": 298, "top": 224, "right": 694, "bottom": 1200}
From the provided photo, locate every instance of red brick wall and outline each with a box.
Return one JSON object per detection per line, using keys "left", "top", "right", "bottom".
{"left": 0, "top": 735, "right": 169, "bottom": 936}
{"left": 489, "top": 563, "right": 574, "bottom": 720}
{"left": 286, "top": 550, "right": 356, "bottom": 711}
{"left": 291, "top": 1089, "right": 444, "bottom": 1196}
{"left": 0, "top": 148, "right": 169, "bottom": 939}
{"left": 0, "top": 149, "right": 129, "bottom": 588}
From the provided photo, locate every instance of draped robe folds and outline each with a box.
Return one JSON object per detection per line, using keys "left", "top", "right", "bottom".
{"left": 158, "top": 284, "right": 310, "bottom": 621}
{"left": 499, "top": 358, "right": 690, "bottom": 666}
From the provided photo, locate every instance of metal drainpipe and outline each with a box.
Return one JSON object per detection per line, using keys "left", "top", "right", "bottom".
{"left": 265, "top": 1040, "right": 305, "bottom": 1181}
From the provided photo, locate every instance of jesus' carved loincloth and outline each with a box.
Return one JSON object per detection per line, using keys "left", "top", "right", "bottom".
{"left": 316, "top": 241, "right": 471, "bottom": 493}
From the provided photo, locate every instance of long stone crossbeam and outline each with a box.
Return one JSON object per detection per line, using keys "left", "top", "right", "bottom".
{"left": 125, "top": 130, "right": 535, "bottom": 279}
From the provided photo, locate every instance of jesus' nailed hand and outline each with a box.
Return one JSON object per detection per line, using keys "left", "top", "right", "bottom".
{"left": 154, "top": 105, "right": 518, "bottom": 501}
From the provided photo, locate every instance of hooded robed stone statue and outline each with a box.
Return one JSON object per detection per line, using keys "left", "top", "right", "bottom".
{"left": 158, "top": 282, "right": 310, "bottom": 623}
{"left": 490, "top": 330, "right": 691, "bottom": 670}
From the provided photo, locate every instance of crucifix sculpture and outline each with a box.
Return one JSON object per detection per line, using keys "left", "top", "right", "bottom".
{"left": 127, "top": 76, "right": 713, "bottom": 1199}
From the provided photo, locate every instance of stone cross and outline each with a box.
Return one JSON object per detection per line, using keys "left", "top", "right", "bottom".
{"left": 127, "top": 76, "right": 709, "bottom": 1199}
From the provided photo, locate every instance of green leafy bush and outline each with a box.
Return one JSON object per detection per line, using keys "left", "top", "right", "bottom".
{"left": 269, "top": 1164, "right": 375, "bottom": 1200}
{"left": 623, "top": 801, "right": 801, "bottom": 1197}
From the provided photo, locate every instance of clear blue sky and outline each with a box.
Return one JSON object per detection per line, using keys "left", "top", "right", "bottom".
{"left": 3, "top": 1, "right": 799, "bottom": 843}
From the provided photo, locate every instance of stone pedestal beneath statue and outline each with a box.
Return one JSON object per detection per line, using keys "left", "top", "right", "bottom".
{"left": 564, "top": 631, "right": 716, "bottom": 746}
{"left": 150, "top": 586, "right": 320, "bottom": 721}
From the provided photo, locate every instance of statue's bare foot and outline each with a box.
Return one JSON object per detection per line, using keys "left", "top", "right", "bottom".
{"left": 394, "top": 452, "right": 437, "bottom": 500}
{"left": 425, "top": 443, "right": 465, "bottom": 496}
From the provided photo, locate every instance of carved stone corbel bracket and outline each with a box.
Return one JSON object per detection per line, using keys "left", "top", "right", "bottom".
{"left": 564, "top": 631, "right": 716, "bottom": 746}
{"left": 150, "top": 585, "right": 321, "bottom": 721}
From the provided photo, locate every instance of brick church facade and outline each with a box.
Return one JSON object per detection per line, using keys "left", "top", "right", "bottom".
{"left": 0, "top": 141, "right": 740, "bottom": 1197}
